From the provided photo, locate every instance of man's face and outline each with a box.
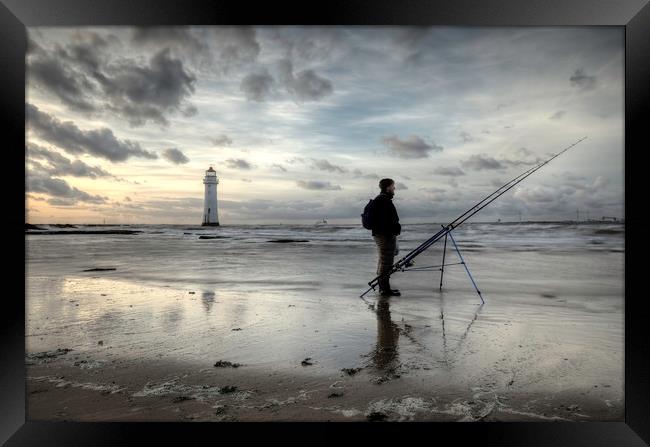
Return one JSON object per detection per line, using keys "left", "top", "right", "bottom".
{"left": 387, "top": 183, "right": 396, "bottom": 194}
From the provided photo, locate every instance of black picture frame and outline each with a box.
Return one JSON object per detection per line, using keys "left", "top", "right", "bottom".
{"left": 3, "top": 0, "right": 649, "bottom": 445}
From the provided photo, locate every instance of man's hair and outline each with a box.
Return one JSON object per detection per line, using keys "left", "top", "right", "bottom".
{"left": 379, "top": 178, "right": 395, "bottom": 191}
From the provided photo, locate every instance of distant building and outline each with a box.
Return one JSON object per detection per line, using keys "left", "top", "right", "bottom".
{"left": 202, "top": 166, "right": 219, "bottom": 226}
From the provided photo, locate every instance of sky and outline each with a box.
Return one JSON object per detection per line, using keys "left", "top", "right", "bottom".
{"left": 24, "top": 26, "right": 624, "bottom": 224}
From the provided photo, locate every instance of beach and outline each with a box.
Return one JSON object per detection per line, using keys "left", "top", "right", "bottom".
{"left": 25, "top": 222, "right": 624, "bottom": 421}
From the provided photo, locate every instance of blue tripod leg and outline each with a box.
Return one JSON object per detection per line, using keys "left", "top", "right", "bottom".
{"left": 448, "top": 231, "right": 484, "bottom": 304}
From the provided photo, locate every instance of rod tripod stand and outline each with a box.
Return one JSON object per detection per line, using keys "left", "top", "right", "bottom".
{"left": 401, "top": 226, "right": 484, "bottom": 303}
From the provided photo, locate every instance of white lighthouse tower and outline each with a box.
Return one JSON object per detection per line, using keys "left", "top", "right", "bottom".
{"left": 202, "top": 166, "right": 219, "bottom": 226}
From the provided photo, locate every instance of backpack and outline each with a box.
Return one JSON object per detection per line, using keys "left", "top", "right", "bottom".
{"left": 361, "top": 199, "right": 375, "bottom": 230}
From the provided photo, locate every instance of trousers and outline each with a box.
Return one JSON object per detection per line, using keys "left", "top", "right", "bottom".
{"left": 373, "top": 234, "right": 397, "bottom": 291}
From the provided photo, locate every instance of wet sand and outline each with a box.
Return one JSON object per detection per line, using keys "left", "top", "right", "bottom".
{"left": 25, "top": 223, "right": 624, "bottom": 421}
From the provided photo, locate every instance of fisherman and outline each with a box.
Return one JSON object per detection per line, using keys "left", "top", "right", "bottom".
{"left": 371, "top": 178, "right": 402, "bottom": 297}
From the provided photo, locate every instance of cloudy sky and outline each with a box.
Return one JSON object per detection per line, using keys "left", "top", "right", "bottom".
{"left": 25, "top": 26, "right": 624, "bottom": 224}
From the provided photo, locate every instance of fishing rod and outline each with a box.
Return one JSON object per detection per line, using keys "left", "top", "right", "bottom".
{"left": 360, "top": 136, "right": 588, "bottom": 298}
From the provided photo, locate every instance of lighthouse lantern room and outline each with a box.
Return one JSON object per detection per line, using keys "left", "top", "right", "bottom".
{"left": 202, "top": 166, "right": 219, "bottom": 226}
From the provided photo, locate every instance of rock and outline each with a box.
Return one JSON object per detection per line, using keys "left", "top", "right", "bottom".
{"left": 328, "top": 392, "right": 343, "bottom": 398}
{"left": 214, "top": 405, "right": 227, "bottom": 415}
{"left": 231, "top": 328, "right": 242, "bottom": 331}
{"left": 172, "top": 396, "right": 194, "bottom": 403}
{"left": 219, "top": 386, "right": 238, "bottom": 394}
{"left": 27, "top": 348, "right": 73, "bottom": 360}
{"left": 367, "top": 412, "right": 388, "bottom": 422}
{"left": 189, "top": 291, "right": 195, "bottom": 294}
{"left": 82, "top": 268, "right": 116, "bottom": 272}
{"left": 371, "top": 375, "right": 392, "bottom": 385}
{"left": 566, "top": 404, "right": 581, "bottom": 412}
{"left": 301, "top": 358, "right": 314, "bottom": 366}
{"left": 214, "top": 360, "right": 242, "bottom": 368}
{"left": 267, "top": 239, "right": 310, "bottom": 243}
{"left": 98, "top": 340, "right": 103, "bottom": 346}
{"left": 198, "top": 235, "right": 228, "bottom": 239}
{"left": 341, "top": 368, "right": 362, "bottom": 376}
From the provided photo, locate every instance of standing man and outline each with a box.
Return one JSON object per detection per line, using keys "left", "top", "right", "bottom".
{"left": 371, "top": 178, "right": 401, "bottom": 297}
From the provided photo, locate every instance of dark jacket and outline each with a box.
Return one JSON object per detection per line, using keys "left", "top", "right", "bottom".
{"left": 371, "top": 192, "right": 401, "bottom": 236}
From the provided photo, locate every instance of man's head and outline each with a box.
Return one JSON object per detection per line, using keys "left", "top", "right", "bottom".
{"left": 379, "top": 178, "right": 396, "bottom": 196}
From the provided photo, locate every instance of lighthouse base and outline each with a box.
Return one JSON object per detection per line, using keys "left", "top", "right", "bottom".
{"left": 201, "top": 222, "right": 220, "bottom": 226}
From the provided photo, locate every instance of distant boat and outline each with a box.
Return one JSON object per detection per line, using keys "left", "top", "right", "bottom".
{"left": 315, "top": 218, "right": 328, "bottom": 225}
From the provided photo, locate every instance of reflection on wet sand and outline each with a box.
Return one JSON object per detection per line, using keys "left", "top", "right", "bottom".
{"left": 201, "top": 291, "right": 216, "bottom": 313}
{"left": 439, "top": 291, "right": 484, "bottom": 368}
{"left": 370, "top": 297, "right": 400, "bottom": 373}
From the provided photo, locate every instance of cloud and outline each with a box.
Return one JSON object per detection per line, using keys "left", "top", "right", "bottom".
{"left": 569, "top": 68, "right": 597, "bottom": 91}
{"left": 396, "top": 182, "right": 408, "bottom": 190}
{"left": 461, "top": 154, "right": 505, "bottom": 171}
{"left": 352, "top": 169, "right": 380, "bottom": 179}
{"left": 27, "top": 143, "right": 112, "bottom": 178}
{"left": 209, "top": 134, "right": 233, "bottom": 146}
{"left": 277, "top": 58, "right": 333, "bottom": 102}
{"left": 211, "top": 27, "right": 261, "bottom": 73}
{"left": 130, "top": 26, "right": 261, "bottom": 76}
{"left": 267, "top": 27, "right": 343, "bottom": 64}
{"left": 27, "top": 47, "right": 97, "bottom": 112}
{"left": 459, "top": 131, "right": 473, "bottom": 143}
{"left": 419, "top": 186, "right": 446, "bottom": 194}
{"left": 225, "top": 158, "right": 252, "bottom": 170}
{"left": 381, "top": 134, "right": 443, "bottom": 159}
{"left": 131, "top": 27, "right": 207, "bottom": 54}
{"left": 26, "top": 103, "right": 158, "bottom": 162}
{"left": 26, "top": 30, "right": 118, "bottom": 113}
{"left": 310, "top": 158, "right": 347, "bottom": 174}
{"left": 433, "top": 166, "right": 466, "bottom": 176}
{"left": 96, "top": 48, "right": 197, "bottom": 127}
{"left": 162, "top": 148, "right": 190, "bottom": 164}
{"left": 240, "top": 178, "right": 253, "bottom": 182}
{"left": 271, "top": 163, "right": 287, "bottom": 172}
{"left": 27, "top": 35, "right": 197, "bottom": 127}
{"left": 498, "top": 147, "right": 542, "bottom": 167}
{"left": 26, "top": 170, "right": 108, "bottom": 205}
{"left": 462, "top": 148, "right": 541, "bottom": 171}
{"left": 513, "top": 186, "right": 559, "bottom": 204}
{"left": 549, "top": 110, "right": 566, "bottom": 120}
{"left": 296, "top": 180, "right": 341, "bottom": 190}
{"left": 240, "top": 69, "right": 274, "bottom": 101}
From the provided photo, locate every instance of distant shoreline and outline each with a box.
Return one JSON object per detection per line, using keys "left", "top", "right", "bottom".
{"left": 25, "top": 220, "right": 624, "bottom": 229}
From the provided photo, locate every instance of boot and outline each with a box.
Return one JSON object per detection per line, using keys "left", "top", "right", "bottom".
{"left": 379, "top": 279, "right": 401, "bottom": 297}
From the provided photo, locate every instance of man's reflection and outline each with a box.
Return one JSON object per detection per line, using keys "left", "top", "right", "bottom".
{"left": 370, "top": 296, "right": 400, "bottom": 372}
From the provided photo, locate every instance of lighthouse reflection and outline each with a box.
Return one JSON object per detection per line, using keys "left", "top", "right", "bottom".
{"left": 369, "top": 296, "right": 400, "bottom": 372}
{"left": 201, "top": 290, "right": 216, "bottom": 313}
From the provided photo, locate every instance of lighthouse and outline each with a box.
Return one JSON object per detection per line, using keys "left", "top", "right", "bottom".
{"left": 202, "top": 166, "right": 219, "bottom": 226}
